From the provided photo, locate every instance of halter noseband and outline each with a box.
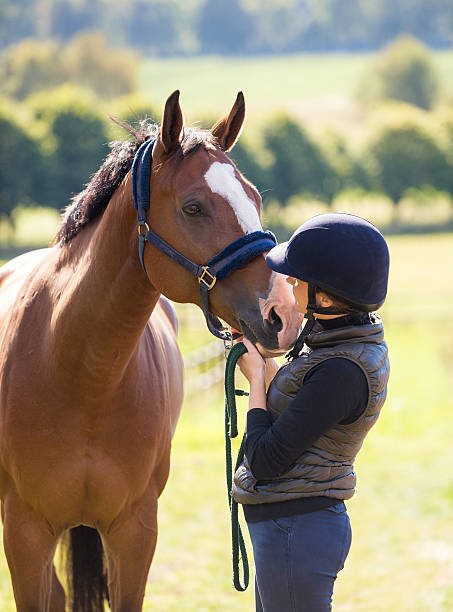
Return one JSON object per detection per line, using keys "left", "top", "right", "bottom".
{"left": 131, "top": 138, "right": 277, "bottom": 341}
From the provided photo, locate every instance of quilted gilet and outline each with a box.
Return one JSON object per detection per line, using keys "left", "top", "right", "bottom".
{"left": 233, "top": 317, "right": 390, "bottom": 505}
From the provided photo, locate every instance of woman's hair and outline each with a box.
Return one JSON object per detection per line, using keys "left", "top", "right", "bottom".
{"left": 316, "top": 287, "right": 350, "bottom": 310}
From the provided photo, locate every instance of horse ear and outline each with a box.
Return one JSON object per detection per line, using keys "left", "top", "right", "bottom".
{"left": 211, "top": 91, "right": 245, "bottom": 152}
{"left": 159, "top": 90, "right": 184, "bottom": 154}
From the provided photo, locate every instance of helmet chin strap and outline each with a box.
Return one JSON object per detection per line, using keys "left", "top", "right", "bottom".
{"left": 286, "top": 283, "right": 358, "bottom": 361}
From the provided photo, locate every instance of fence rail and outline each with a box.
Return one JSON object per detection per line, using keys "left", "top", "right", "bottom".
{"left": 183, "top": 340, "right": 226, "bottom": 395}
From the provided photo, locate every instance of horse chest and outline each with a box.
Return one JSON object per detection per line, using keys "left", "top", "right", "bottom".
{"left": 0, "top": 368, "right": 175, "bottom": 514}
{"left": 3, "top": 412, "right": 171, "bottom": 526}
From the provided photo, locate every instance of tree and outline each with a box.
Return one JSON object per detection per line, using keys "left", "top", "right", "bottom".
{"left": 365, "top": 118, "right": 451, "bottom": 202}
{"left": 0, "top": 39, "right": 63, "bottom": 100}
{"left": 196, "top": 0, "right": 253, "bottom": 54}
{"left": 0, "top": 0, "right": 35, "bottom": 49}
{"left": 0, "top": 101, "right": 44, "bottom": 226}
{"left": 244, "top": 0, "right": 311, "bottom": 53}
{"left": 0, "top": 34, "right": 138, "bottom": 102}
{"left": 123, "top": 0, "right": 186, "bottom": 55}
{"left": 108, "top": 93, "right": 160, "bottom": 135}
{"left": 263, "top": 113, "right": 339, "bottom": 203}
{"left": 357, "top": 35, "right": 440, "bottom": 110}
{"left": 63, "top": 32, "right": 138, "bottom": 99}
{"left": 229, "top": 140, "right": 268, "bottom": 197}
{"left": 49, "top": 0, "right": 99, "bottom": 39}
{"left": 28, "top": 87, "right": 110, "bottom": 208}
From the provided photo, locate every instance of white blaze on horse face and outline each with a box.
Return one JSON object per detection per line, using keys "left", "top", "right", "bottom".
{"left": 204, "top": 162, "right": 263, "bottom": 233}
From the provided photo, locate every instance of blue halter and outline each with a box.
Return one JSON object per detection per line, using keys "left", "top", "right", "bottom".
{"left": 131, "top": 138, "right": 277, "bottom": 341}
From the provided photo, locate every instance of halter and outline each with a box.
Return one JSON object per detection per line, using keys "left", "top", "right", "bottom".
{"left": 131, "top": 138, "right": 277, "bottom": 341}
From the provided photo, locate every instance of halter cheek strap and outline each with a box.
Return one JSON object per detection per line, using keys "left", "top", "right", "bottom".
{"left": 131, "top": 138, "right": 277, "bottom": 341}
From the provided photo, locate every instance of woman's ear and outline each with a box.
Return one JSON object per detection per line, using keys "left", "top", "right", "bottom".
{"left": 316, "top": 291, "right": 334, "bottom": 307}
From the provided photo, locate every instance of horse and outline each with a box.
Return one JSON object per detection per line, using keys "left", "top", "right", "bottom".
{"left": 0, "top": 90, "right": 302, "bottom": 611}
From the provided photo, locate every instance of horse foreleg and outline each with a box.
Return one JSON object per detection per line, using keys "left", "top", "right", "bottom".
{"left": 49, "top": 564, "right": 66, "bottom": 612}
{"left": 101, "top": 493, "right": 159, "bottom": 612}
{"left": 2, "top": 491, "right": 64, "bottom": 612}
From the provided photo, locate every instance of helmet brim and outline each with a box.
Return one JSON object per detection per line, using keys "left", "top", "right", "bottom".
{"left": 265, "top": 242, "right": 300, "bottom": 277}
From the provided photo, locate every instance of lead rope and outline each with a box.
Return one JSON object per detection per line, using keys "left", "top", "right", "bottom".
{"left": 224, "top": 342, "right": 250, "bottom": 591}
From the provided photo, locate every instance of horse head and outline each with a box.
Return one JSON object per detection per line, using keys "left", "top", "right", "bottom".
{"left": 139, "top": 90, "right": 302, "bottom": 354}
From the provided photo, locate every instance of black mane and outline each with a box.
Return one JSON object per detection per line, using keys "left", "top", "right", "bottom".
{"left": 55, "top": 121, "right": 215, "bottom": 245}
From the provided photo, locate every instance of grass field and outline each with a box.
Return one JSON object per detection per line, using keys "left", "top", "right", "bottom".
{"left": 140, "top": 50, "right": 453, "bottom": 134}
{"left": 0, "top": 231, "right": 451, "bottom": 610}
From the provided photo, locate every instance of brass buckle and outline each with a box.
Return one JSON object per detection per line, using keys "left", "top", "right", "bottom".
{"left": 198, "top": 266, "right": 216, "bottom": 290}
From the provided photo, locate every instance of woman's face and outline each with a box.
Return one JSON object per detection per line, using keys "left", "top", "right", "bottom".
{"left": 286, "top": 277, "right": 345, "bottom": 320}
{"left": 286, "top": 276, "right": 308, "bottom": 314}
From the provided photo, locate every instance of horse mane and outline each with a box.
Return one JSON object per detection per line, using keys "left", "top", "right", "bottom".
{"left": 55, "top": 120, "right": 215, "bottom": 245}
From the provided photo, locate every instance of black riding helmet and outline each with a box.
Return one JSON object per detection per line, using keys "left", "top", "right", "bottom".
{"left": 266, "top": 213, "right": 390, "bottom": 317}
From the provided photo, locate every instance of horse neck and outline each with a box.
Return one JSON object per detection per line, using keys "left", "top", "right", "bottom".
{"left": 53, "top": 176, "right": 160, "bottom": 387}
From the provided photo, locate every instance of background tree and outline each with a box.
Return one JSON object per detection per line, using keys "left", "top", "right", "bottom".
{"left": 62, "top": 32, "right": 138, "bottom": 99}
{"left": 2, "top": 0, "right": 453, "bottom": 54}
{"left": 244, "top": 0, "right": 310, "bottom": 53}
{"left": 0, "top": 39, "right": 63, "bottom": 100}
{"left": 263, "top": 113, "right": 339, "bottom": 203}
{"left": 122, "top": 0, "right": 188, "bottom": 55}
{"left": 196, "top": 0, "right": 253, "bottom": 54}
{"left": 0, "top": 102, "right": 44, "bottom": 228}
{"left": 0, "top": 0, "right": 35, "bottom": 48}
{"left": 108, "top": 93, "right": 160, "bottom": 138}
{"left": 49, "top": 0, "right": 99, "bottom": 39}
{"left": 357, "top": 35, "right": 440, "bottom": 110}
{"left": 364, "top": 118, "right": 451, "bottom": 201}
{"left": 229, "top": 139, "right": 269, "bottom": 196}
{"left": 321, "top": 131, "right": 372, "bottom": 193}
{"left": 28, "top": 87, "right": 110, "bottom": 209}
{"left": 0, "top": 34, "right": 138, "bottom": 102}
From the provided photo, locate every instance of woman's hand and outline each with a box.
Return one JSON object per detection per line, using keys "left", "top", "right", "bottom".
{"left": 237, "top": 338, "right": 266, "bottom": 383}
{"left": 231, "top": 337, "right": 267, "bottom": 412}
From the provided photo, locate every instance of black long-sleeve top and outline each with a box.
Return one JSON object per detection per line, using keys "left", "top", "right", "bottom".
{"left": 243, "top": 316, "right": 369, "bottom": 522}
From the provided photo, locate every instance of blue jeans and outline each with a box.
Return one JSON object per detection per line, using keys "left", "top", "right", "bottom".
{"left": 246, "top": 502, "right": 352, "bottom": 612}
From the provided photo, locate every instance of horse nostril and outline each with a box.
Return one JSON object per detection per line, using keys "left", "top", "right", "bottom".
{"left": 267, "top": 307, "right": 283, "bottom": 332}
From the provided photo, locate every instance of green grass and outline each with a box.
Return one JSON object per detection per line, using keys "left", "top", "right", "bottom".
{"left": 0, "top": 219, "right": 452, "bottom": 609}
{"left": 140, "top": 50, "right": 453, "bottom": 132}
{"left": 141, "top": 53, "right": 370, "bottom": 112}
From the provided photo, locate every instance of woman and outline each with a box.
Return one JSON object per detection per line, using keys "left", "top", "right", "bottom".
{"left": 233, "top": 213, "right": 390, "bottom": 611}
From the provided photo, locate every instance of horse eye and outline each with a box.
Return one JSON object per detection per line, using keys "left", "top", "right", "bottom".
{"left": 183, "top": 202, "right": 203, "bottom": 216}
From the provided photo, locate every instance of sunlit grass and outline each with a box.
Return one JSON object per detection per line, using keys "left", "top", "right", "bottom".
{"left": 140, "top": 50, "right": 453, "bottom": 133}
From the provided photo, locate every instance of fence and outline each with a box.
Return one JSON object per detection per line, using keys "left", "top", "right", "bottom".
{"left": 183, "top": 340, "right": 226, "bottom": 395}
{"left": 175, "top": 303, "right": 228, "bottom": 396}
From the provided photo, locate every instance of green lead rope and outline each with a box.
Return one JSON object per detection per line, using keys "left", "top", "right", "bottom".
{"left": 224, "top": 342, "right": 250, "bottom": 592}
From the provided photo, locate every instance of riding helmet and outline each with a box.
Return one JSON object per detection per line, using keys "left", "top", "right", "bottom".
{"left": 266, "top": 213, "right": 390, "bottom": 312}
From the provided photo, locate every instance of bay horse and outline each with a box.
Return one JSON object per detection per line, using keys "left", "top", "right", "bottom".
{"left": 0, "top": 91, "right": 301, "bottom": 611}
